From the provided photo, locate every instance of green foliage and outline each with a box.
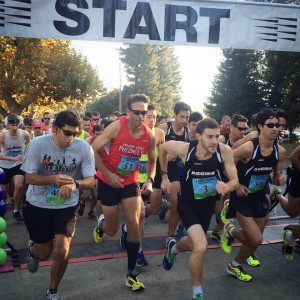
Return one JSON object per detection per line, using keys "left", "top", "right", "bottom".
{"left": 119, "top": 44, "right": 181, "bottom": 117}
{"left": 0, "top": 37, "right": 106, "bottom": 118}
{"left": 204, "top": 49, "right": 264, "bottom": 122}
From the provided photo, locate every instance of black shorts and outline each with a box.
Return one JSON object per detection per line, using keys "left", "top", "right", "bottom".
{"left": 98, "top": 179, "right": 140, "bottom": 206}
{"left": 228, "top": 193, "right": 269, "bottom": 218}
{"left": 0, "top": 164, "right": 25, "bottom": 184}
{"left": 153, "top": 164, "right": 180, "bottom": 189}
{"left": 177, "top": 195, "right": 216, "bottom": 232}
{"left": 286, "top": 166, "right": 300, "bottom": 198}
{"left": 23, "top": 202, "right": 77, "bottom": 244}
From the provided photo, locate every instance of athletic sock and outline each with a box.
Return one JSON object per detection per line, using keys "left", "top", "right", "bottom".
{"left": 228, "top": 226, "right": 235, "bottom": 238}
{"left": 171, "top": 244, "right": 178, "bottom": 255}
{"left": 193, "top": 285, "right": 203, "bottom": 296}
{"left": 231, "top": 259, "right": 241, "bottom": 267}
{"left": 48, "top": 289, "right": 57, "bottom": 294}
{"left": 126, "top": 240, "right": 140, "bottom": 273}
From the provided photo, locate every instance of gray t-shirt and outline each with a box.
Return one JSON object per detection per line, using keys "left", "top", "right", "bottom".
{"left": 21, "top": 134, "right": 95, "bottom": 209}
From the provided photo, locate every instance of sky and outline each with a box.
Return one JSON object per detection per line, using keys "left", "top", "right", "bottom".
{"left": 72, "top": 41, "right": 223, "bottom": 114}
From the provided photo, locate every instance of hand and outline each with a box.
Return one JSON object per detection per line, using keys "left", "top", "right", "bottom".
{"left": 276, "top": 171, "right": 286, "bottom": 186}
{"left": 107, "top": 172, "right": 124, "bottom": 188}
{"left": 216, "top": 180, "right": 227, "bottom": 196}
{"left": 53, "top": 174, "right": 75, "bottom": 186}
{"left": 141, "top": 181, "right": 153, "bottom": 195}
{"left": 236, "top": 184, "right": 249, "bottom": 197}
{"left": 161, "top": 176, "right": 171, "bottom": 194}
{"left": 58, "top": 183, "right": 75, "bottom": 199}
{"left": 13, "top": 155, "right": 24, "bottom": 161}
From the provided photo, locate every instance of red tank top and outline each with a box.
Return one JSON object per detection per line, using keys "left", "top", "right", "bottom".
{"left": 97, "top": 116, "right": 151, "bottom": 186}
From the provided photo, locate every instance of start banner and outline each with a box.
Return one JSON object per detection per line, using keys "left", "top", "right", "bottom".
{"left": 0, "top": 0, "right": 300, "bottom": 52}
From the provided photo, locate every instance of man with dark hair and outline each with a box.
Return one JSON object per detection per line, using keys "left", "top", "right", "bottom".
{"left": 187, "top": 112, "right": 203, "bottom": 141}
{"left": 21, "top": 109, "right": 96, "bottom": 300}
{"left": 23, "top": 117, "right": 33, "bottom": 134}
{"left": 91, "top": 111, "right": 101, "bottom": 124}
{"left": 160, "top": 118, "right": 238, "bottom": 300}
{"left": 220, "top": 108, "right": 286, "bottom": 282}
{"left": 82, "top": 116, "right": 91, "bottom": 133}
{"left": 0, "top": 113, "right": 31, "bottom": 221}
{"left": 148, "top": 101, "right": 191, "bottom": 245}
{"left": 92, "top": 94, "right": 156, "bottom": 291}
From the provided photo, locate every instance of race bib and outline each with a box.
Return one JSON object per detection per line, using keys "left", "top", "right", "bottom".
{"left": 192, "top": 177, "right": 217, "bottom": 200}
{"left": 46, "top": 184, "right": 66, "bottom": 204}
{"left": 248, "top": 174, "right": 269, "bottom": 193}
{"left": 139, "top": 160, "right": 148, "bottom": 174}
{"left": 116, "top": 156, "right": 139, "bottom": 175}
{"left": 7, "top": 149, "right": 22, "bottom": 157}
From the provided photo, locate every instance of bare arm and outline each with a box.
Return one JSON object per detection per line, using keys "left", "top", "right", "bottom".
{"left": 271, "top": 145, "right": 286, "bottom": 186}
{"left": 218, "top": 135, "right": 226, "bottom": 144}
{"left": 232, "top": 131, "right": 258, "bottom": 149}
{"left": 290, "top": 145, "right": 300, "bottom": 172}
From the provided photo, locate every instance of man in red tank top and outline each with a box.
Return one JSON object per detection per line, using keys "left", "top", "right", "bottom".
{"left": 92, "top": 94, "right": 156, "bottom": 292}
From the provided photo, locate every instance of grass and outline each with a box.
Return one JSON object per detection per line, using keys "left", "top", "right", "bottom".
{"left": 282, "top": 140, "right": 299, "bottom": 158}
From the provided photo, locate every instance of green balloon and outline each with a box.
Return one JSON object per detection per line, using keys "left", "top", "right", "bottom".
{"left": 0, "top": 232, "right": 7, "bottom": 248}
{"left": 0, "top": 248, "right": 7, "bottom": 266}
{"left": 0, "top": 217, "right": 6, "bottom": 234}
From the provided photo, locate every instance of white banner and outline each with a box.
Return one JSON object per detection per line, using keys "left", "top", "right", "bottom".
{"left": 0, "top": 0, "right": 300, "bottom": 52}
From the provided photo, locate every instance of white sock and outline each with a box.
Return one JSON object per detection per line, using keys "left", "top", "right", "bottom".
{"left": 193, "top": 285, "right": 203, "bottom": 296}
{"left": 231, "top": 259, "right": 241, "bottom": 267}
{"left": 228, "top": 226, "right": 235, "bottom": 238}
{"left": 124, "top": 223, "right": 127, "bottom": 232}
{"left": 287, "top": 231, "right": 296, "bottom": 245}
{"left": 171, "top": 244, "right": 178, "bottom": 255}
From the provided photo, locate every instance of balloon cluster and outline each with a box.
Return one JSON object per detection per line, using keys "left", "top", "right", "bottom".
{"left": 0, "top": 168, "right": 7, "bottom": 266}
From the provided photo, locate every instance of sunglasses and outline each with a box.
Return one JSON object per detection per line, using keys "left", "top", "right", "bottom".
{"left": 264, "top": 123, "right": 280, "bottom": 129}
{"left": 8, "top": 120, "right": 20, "bottom": 125}
{"left": 43, "top": 118, "right": 50, "bottom": 120}
{"left": 60, "top": 128, "right": 79, "bottom": 137}
{"left": 237, "top": 127, "right": 248, "bottom": 131}
{"left": 93, "top": 118, "right": 99, "bottom": 121}
{"left": 130, "top": 109, "right": 148, "bottom": 116}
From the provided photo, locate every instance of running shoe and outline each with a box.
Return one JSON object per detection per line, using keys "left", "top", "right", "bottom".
{"left": 246, "top": 254, "right": 260, "bottom": 267}
{"left": 220, "top": 199, "right": 230, "bottom": 224}
{"left": 163, "top": 238, "right": 177, "bottom": 270}
{"left": 120, "top": 223, "right": 128, "bottom": 249}
{"left": 193, "top": 294, "right": 205, "bottom": 300}
{"left": 220, "top": 222, "right": 234, "bottom": 254}
{"left": 77, "top": 202, "right": 85, "bottom": 216}
{"left": 93, "top": 214, "right": 104, "bottom": 243}
{"left": 227, "top": 262, "right": 252, "bottom": 282}
{"left": 211, "top": 229, "right": 222, "bottom": 242}
{"left": 136, "top": 250, "right": 148, "bottom": 267}
{"left": 282, "top": 230, "right": 294, "bottom": 261}
{"left": 46, "top": 289, "right": 59, "bottom": 300}
{"left": 87, "top": 210, "right": 97, "bottom": 220}
{"left": 125, "top": 273, "right": 145, "bottom": 291}
{"left": 26, "top": 240, "right": 39, "bottom": 273}
{"left": 13, "top": 210, "right": 24, "bottom": 222}
{"left": 176, "top": 225, "right": 187, "bottom": 237}
{"left": 158, "top": 198, "right": 168, "bottom": 221}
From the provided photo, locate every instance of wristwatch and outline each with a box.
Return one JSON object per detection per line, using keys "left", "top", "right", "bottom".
{"left": 147, "top": 176, "right": 154, "bottom": 184}
{"left": 74, "top": 180, "right": 80, "bottom": 189}
{"left": 160, "top": 171, "right": 168, "bottom": 176}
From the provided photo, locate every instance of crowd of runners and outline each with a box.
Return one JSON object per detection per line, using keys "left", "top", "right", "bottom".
{"left": 0, "top": 95, "right": 300, "bottom": 300}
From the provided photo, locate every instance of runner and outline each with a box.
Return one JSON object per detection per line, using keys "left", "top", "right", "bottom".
{"left": 21, "top": 109, "right": 96, "bottom": 300}
{"left": 0, "top": 113, "right": 30, "bottom": 221}
{"left": 92, "top": 94, "right": 156, "bottom": 292}
{"left": 276, "top": 145, "right": 300, "bottom": 261}
{"left": 160, "top": 118, "right": 238, "bottom": 300}
{"left": 219, "top": 115, "right": 231, "bottom": 135}
{"left": 220, "top": 108, "right": 286, "bottom": 282}
{"left": 42, "top": 112, "right": 53, "bottom": 133}
{"left": 120, "top": 104, "right": 165, "bottom": 267}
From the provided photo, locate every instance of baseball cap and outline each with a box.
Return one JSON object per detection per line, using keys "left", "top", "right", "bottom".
{"left": 32, "top": 122, "right": 43, "bottom": 128}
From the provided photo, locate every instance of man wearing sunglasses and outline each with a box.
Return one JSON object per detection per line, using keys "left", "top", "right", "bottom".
{"left": 212, "top": 115, "right": 248, "bottom": 242}
{"left": 220, "top": 108, "right": 286, "bottom": 282}
{"left": 92, "top": 94, "right": 156, "bottom": 292}
{"left": 21, "top": 110, "right": 96, "bottom": 300}
{"left": 42, "top": 112, "right": 53, "bottom": 134}
{"left": 0, "top": 113, "right": 31, "bottom": 222}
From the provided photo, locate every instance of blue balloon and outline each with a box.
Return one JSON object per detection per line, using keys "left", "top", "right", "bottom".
{"left": 0, "top": 200, "right": 7, "bottom": 217}
{"left": 0, "top": 187, "right": 5, "bottom": 200}
{"left": 0, "top": 168, "right": 5, "bottom": 185}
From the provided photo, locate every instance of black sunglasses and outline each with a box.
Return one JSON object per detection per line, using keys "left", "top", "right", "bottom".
{"left": 93, "top": 118, "right": 99, "bottom": 121}
{"left": 130, "top": 109, "right": 148, "bottom": 116}
{"left": 237, "top": 127, "right": 247, "bottom": 131}
{"left": 60, "top": 128, "right": 78, "bottom": 137}
{"left": 43, "top": 118, "right": 50, "bottom": 120}
{"left": 8, "top": 120, "right": 20, "bottom": 125}
{"left": 264, "top": 123, "right": 280, "bottom": 129}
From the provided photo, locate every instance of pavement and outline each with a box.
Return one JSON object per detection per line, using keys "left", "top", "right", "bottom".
{"left": 0, "top": 202, "right": 300, "bottom": 300}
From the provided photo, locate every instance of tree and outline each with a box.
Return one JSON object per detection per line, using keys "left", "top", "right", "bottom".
{"left": 204, "top": 49, "right": 264, "bottom": 122}
{"left": 0, "top": 37, "right": 105, "bottom": 118}
{"left": 119, "top": 44, "right": 181, "bottom": 116}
